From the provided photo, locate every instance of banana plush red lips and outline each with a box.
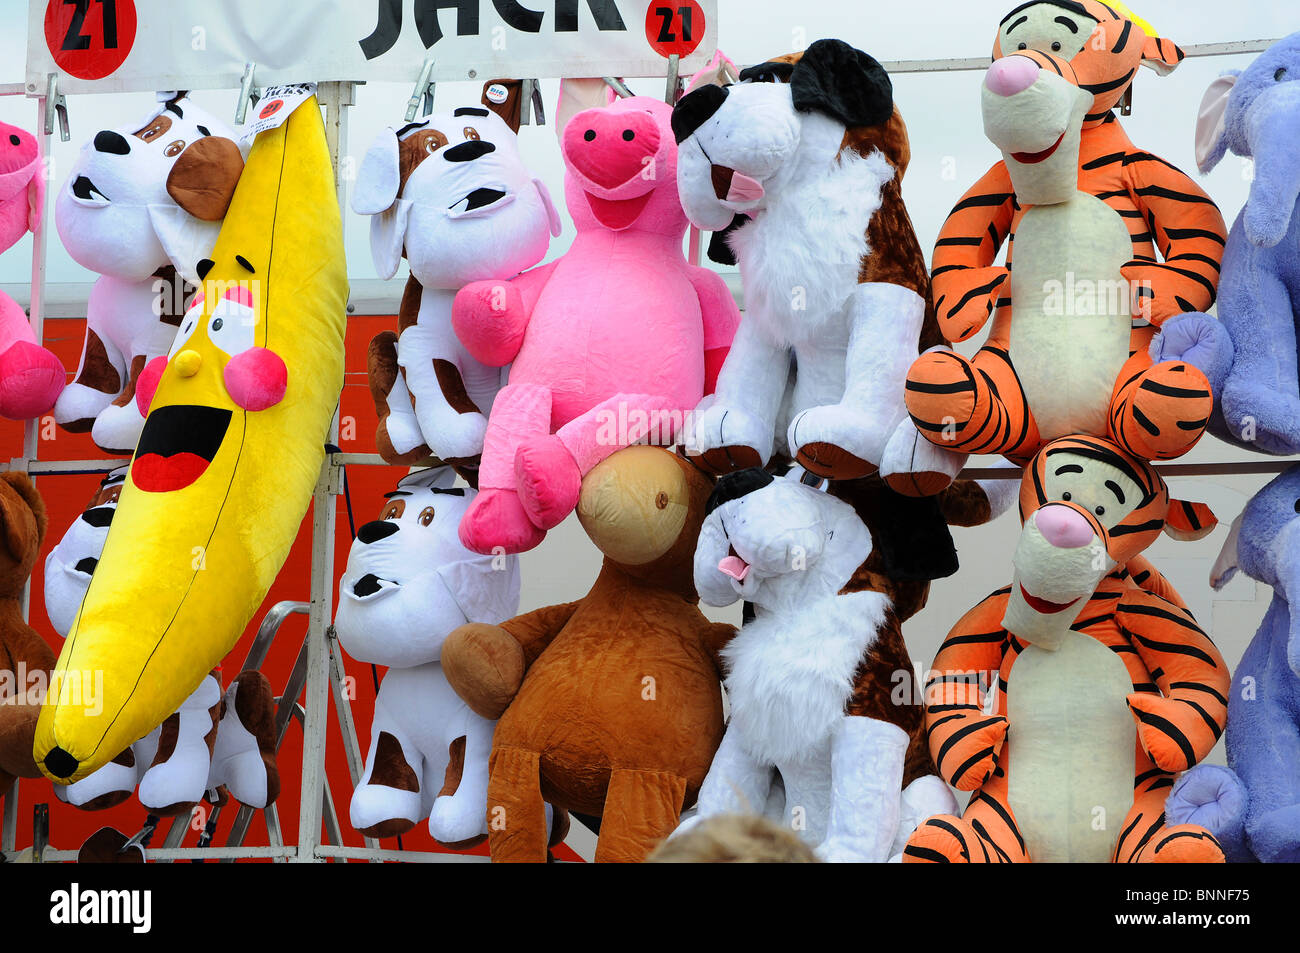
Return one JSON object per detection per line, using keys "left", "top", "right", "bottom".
{"left": 131, "top": 405, "right": 233, "bottom": 492}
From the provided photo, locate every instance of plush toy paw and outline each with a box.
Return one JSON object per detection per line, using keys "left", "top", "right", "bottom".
{"left": 55, "top": 751, "right": 140, "bottom": 811}
{"left": 90, "top": 400, "right": 147, "bottom": 456}
{"left": 77, "top": 826, "right": 146, "bottom": 864}
{"left": 1220, "top": 377, "right": 1300, "bottom": 456}
{"left": 515, "top": 435, "right": 581, "bottom": 531}
{"left": 429, "top": 791, "right": 489, "bottom": 845}
{"left": 942, "top": 716, "right": 1007, "bottom": 791}
{"left": 902, "top": 815, "right": 981, "bottom": 863}
{"left": 349, "top": 783, "right": 420, "bottom": 840}
{"left": 52, "top": 381, "right": 114, "bottom": 432}
{"left": 788, "top": 403, "right": 887, "bottom": 480}
{"left": 880, "top": 417, "right": 966, "bottom": 497}
{"left": 1149, "top": 312, "right": 1233, "bottom": 395}
{"left": 1133, "top": 824, "right": 1224, "bottom": 863}
{"left": 441, "top": 623, "right": 526, "bottom": 720}
{"left": 1246, "top": 803, "right": 1300, "bottom": 864}
{"left": 0, "top": 340, "right": 65, "bottom": 420}
{"left": 1126, "top": 694, "right": 1201, "bottom": 772}
{"left": 1166, "top": 764, "right": 1246, "bottom": 836}
{"left": 458, "top": 487, "right": 546, "bottom": 555}
{"left": 421, "top": 409, "right": 489, "bottom": 464}
{"left": 452, "top": 280, "right": 528, "bottom": 367}
{"left": 687, "top": 402, "right": 770, "bottom": 474}
{"left": 1112, "top": 361, "right": 1212, "bottom": 460}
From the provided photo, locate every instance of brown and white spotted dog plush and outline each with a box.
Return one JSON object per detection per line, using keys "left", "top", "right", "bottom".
{"left": 352, "top": 107, "right": 560, "bottom": 475}
{"left": 53, "top": 94, "right": 245, "bottom": 454}
{"left": 672, "top": 39, "right": 960, "bottom": 494}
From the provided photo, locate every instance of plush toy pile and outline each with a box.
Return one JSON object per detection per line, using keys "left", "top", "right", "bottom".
{"left": 9, "top": 7, "right": 1300, "bottom": 871}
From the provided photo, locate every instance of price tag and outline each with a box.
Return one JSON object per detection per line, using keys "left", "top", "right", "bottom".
{"left": 645, "top": 1, "right": 706, "bottom": 59}
{"left": 240, "top": 83, "right": 318, "bottom": 142}
{"left": 44, "top": 0, "right": 137, "bottom": 80}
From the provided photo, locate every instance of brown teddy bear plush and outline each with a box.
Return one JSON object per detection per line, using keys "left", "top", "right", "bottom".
{"left": 441, "top": 446, "right": 735, "bottom": 863}
{"left": 0, "top": 472, "right": 52, "bottom": 798}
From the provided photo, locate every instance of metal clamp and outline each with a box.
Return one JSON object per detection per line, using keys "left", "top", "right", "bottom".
{"left": 519, "top": 78, "right": 546, "bottom": 126}
{"left": 665, "top": 54, "right": 681, "bottom": 105}
{"left": 44, "top": 74, "right": 69, "bottom": 141}
{"left": 602, "top": 76, "right": 633, "bottom": 99}
{"left": 405, "top": 57, "right": 436, "bottom": 122}
{"left": 235, "top": 62, "right": 258, "bottom": 125}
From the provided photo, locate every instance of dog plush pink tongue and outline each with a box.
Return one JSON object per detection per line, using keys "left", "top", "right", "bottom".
{"left": 718, "top": 554, "right": 750, "bottom": 580}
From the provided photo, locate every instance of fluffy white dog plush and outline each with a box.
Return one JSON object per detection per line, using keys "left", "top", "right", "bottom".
{"left": 54, "top": 94, "right": 245, "bottom": 454}
{"left": 45, "top": 467, "right": 280, "bottom": 814}
{"left": 352, "top": 107, "right": 560, "bottom": 467}
{"left": 681, "top": 468, "right": 958, "bottom": 861}
{"left": 672, "top": 39, "right": 961, "bottom": 489}
{"left": 334, "top": 468, "right": 522, "bottom": 844}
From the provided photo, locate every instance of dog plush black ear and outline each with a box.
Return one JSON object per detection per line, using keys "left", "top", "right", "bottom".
{"left": 708, "top": 213, "right": 748, "bottom": 266}
{"left": 790, "top": 39, "right": 893, "bottom": 129}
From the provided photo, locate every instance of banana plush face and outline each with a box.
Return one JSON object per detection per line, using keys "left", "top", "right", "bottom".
{"left": 36, "top": 96, "right": 346, "bottom": 783}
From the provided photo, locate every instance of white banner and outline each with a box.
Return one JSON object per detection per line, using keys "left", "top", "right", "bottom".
{"left": 27, "top": 0, "right": 719, "bottom": 95}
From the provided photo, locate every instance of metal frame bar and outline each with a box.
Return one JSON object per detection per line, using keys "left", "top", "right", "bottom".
{"left": 0, "top": 34, "right": 1290, "bottom": 864}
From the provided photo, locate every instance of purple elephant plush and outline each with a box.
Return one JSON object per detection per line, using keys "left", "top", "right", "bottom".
{"left": 1195, "top": 33, "right": 1300, "bottom": 454}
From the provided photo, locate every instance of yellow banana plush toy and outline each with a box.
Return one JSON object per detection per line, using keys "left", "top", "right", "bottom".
{"left": 36, "top": 95, "right": 346, "bottom": 782}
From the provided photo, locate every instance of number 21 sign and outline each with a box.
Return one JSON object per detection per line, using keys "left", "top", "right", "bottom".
{"left": 43, "top": 0, "right": 139, "bottom": 81}
{"left": 645, "top": 1, "right": 705, "bottom": 59}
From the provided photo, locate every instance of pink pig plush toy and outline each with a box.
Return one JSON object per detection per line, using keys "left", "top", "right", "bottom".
{"left": 452, "top": 94, "right": 739, "bottom": 554}
{"left": 0, "top": 121, "right": 64, "bottom": 421}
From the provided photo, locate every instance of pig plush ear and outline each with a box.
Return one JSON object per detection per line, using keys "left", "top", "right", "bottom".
{"left": 1165, "top": 499, "right": 1218, "bottom": 541}
{"left": 555, "top": 78, "right": 617, "bottom": 142}
{"left": 1195, "top": 72, "right": 1240, "bottom": 173}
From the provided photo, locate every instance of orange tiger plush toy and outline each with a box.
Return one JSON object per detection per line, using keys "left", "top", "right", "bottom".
{"left": 902, "top": 2, "right": 1228, "bottom": 489}
{"left": 904, "top": 435, "right": 1228, "bottom": 863}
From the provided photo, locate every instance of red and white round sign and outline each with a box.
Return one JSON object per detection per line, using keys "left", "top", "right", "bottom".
{"left": 44, "top": 0, "right": 138, "bottom": 81}
{"left": 645, "top": 1, "right": 706, "bottom": 59}
{"left": 258, "top": 98, "right": 285, "bottom": 120}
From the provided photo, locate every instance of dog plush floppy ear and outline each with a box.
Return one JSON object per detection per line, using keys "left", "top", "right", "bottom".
{"left": 353, "top": 127, "right": 412, "bottom": 279}
{"left": 149, "top": 130, "right": 245, "bottom": 284}
{"left": 790, "top": 38, "right": 894, "bottom": 129}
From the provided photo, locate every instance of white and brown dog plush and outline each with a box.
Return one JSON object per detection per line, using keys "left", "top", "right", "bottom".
{"left": 46, "top": 468, "right": 279, "bottom": 814}
{"left": 352, "top": 108, "right": 560, "bottom": 471}
{"left": 54, "top": 94, "right": 245, "bottom": 454}
{"left": 673, "top": 39, "right": 960, "bottom": 491}
{"left": 679, "top": 468, "right": 959, "bottom": 862}
{"left": 334, "top": 468, "right": 544, "bottom": 846}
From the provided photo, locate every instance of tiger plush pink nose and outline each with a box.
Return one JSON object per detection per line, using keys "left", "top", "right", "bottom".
{"left": 986, "top": 56, "right": 1041, "bottom": 97}
{"left": 1034, "top": 504, "right": 1095, "bottom": 549}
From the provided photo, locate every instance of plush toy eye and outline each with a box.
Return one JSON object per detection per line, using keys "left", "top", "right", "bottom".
{"left": 1018, "top": 42, "right": 1028, "bottom": 50}
{"left": 424, "top": 137, "right": 438, "bottom": 154}
{"left": 1052, "top": 41, "right": 1062, "bottom": 51}
{"left": 622, "top": 129, "right": 635, "bottom": 141}
{"left": 419, "top": 506, "right": 435, "bottom": 526}
{"left": 8, "top": 134, "right": 19, "bottom": 146}
{"left": 164, "top": 140, "right": 185, "bottom": 157}
{"left": 381, "top": 500, "right": 404, "bottom": 520}
{"left": 1094, "top": 505, "right": 1105, "bottom": 516}
{"left": 584, "top": 129, "right": 596, "bottom": 141}
{"left": 1062, "top": 491, "right": 1072, "bottom": 501}
{"left": 1277, "top": 68, "right": 1288, "bottom": 82}
{"left": 1293, "top": 498, "right": 1300, "bottom": 513}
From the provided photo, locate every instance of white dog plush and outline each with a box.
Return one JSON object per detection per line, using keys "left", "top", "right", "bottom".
{"left": 334, "top": 467, "right": 522, "bottom": 845}
{"left": 672, "top": 40, "right": 961, "bottom": 490}
{"left": 352, "top": 107, "right": 560, "bottom": 467}
{"left": 54, "top": 94, "right": 245, "bottom": 454}
{"left": 681, "top": 468, "right": 958, "bottom": 861}
{"left": 46, "top": 467, "right": 279, "bottom": 814}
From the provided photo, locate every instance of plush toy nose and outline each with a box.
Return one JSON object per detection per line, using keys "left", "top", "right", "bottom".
{"left": 357, "top": 520, "right": 399, "bottom": 544}
{"left": 1034, "top": 503, "right": 1095, "bottom": 549}
{"left": 986, "top": 56, "right": 1041, "bottom": 97}
{"left": 564, "top": 109, "right": 662, "bottom": 189}
{"left": 93, "top": 130, "right": 131, "bottom": 155}
{"left": 443, "top": 140, "right": 496, "bottom": 163}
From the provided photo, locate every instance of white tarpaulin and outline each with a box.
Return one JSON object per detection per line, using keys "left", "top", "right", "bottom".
{"left": 26, "top": 0, "right": 718, "bottom": 95}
